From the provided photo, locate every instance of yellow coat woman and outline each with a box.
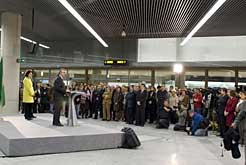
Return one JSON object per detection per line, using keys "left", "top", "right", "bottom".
{"left": 23, "top": 76, "right": 35, "bottom": 103}
{"left": 23, "top": 70, "right": 35, "bottom": 120}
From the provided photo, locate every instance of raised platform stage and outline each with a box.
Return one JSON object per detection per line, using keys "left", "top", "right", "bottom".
{"left": 0, "top": 114, "right": 123, "bottom": 157}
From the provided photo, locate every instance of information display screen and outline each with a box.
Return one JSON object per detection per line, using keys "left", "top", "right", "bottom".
{"left": 104, "top": 60, "right": 128, "bottom": 66}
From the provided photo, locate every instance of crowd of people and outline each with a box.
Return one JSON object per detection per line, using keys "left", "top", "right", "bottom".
{"left": 20, "top": 68, "right": 246, "bottom": 164}
{"left": 20, "top": 71, "right": 246, "bottom": 138}
{"left": 20, "top": 69, "right": 246, "bottom": 162}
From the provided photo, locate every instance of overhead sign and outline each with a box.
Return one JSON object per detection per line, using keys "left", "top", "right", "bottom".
{"left": 104, "top": 60, "right": 128, "bottom": 66}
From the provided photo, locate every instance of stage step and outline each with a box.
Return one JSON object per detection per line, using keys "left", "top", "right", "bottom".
{"left": 0, "top": 115, "right": 123, "bottom": 157}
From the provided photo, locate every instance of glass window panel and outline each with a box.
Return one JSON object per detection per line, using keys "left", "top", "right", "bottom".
{"left": 68, "top": 69, "right": 86, "bottom": 82}
{"left": 33, "top": 70, "right": 49, "bottom": 78}
{"left": 185, "top": 71, "right": 205, "bottom": 89}
{"left": 155, "top": 70, "right": 175, "bottom": 87}
{"left": 238, "top": 70, "right": 246, "bottom": 86}
{"left": 208, "top": 70, "right": 235, "bottom": 88}
{"left": 155, "top": 70, "right": 175, "bottom": 88}
{"left": 129, "top": 70, "right": 151, "bottom": 86}
{"left": 107, "top": 69, "right": 129, "bottom": 86}
{"left": 88, "top": 69, "right": 106, "bottom": 84}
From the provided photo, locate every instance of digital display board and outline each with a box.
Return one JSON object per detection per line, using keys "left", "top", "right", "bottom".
{"left": 104, "top": 60, "right": 128, "bottom": 66}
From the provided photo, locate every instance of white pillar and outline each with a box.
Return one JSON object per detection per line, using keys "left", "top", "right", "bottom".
{"left": 0, "top": 12, "right": 22, "bottom": 114}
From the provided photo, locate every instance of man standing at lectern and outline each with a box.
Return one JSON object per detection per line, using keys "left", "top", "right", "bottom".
{"left": 53, "top": 68, "right": 68, "bottom": 126}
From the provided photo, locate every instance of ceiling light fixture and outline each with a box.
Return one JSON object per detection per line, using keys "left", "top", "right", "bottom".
{"left": 173, "top": 64, "right": 183, "bottom": 73}
{"left": 58, "top": 0, "right": 109, "bottom": 47}
{"left": 180, "top": 0, "right": 226, "bottom": 46}
{"left": 1, "top": 28, "right": 50, "bottom": 49}
{"left": 39, "top": 44, "right": 50, "bottom": 49}
{"left": 20, "top": 36, "right": 37, "bottom": 44}
{"left": 121, "top": 24, "right": 126, "bottom": 37}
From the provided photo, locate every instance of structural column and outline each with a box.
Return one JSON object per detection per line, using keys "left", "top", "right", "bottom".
{"left": 0, "top": 12, "right": 22, "bottom": 114}
{"left": 175, "top": 72, "right": 185, "bottom": 89}
{"left": 151, "top": 69, "right": 155, "bottom": 87}
{"left": 205, "top": 69, "right": 209, "bottom": 88}
{"left": 235, "top": 69, "right": 239, "bottom": 88}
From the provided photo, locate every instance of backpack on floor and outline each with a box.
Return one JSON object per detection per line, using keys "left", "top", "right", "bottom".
{"left": 121, "top": 127, "right": 141, "bottom": 149}
{"left": 231, "top": 143, "right": 241, "bottom": 159}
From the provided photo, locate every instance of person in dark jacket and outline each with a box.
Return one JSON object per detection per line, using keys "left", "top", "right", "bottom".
{"left": 156, "top": 86, "right": 169, "bottom": 115}
{"left": 82, "top": 86, "right": 91, "bottom": 119}
{"left": 113, "top": 86, "right": 124, "bottom": 121}
{"left": 135, "top": 84, "right": 147, "bottom": 126}
{"left": 33, "top": 83, "right": 41, "bottom": 113}
{"left": 53, "top": 69, "right": 68, "bottom": 126}
{"left": 216, "top": 88, "right": 229, "bottom": 138}
{"left": 110, "top": 87, "right": 116, "bottom": 120}
{"left": 40, "top": 84, "right": 49, "bottom": 113}
{"left": 125, "top": 85, "right": 136, "bottom": 124}
{"left": 232, "top": 91, "right": 246, "bottom": 165}
{"left": 146, "top": 86, "right": 157, "bottom": 124}
{"left": 92, "top": 85, "right": 103, "bottom": 119}
{"left": 156, "top": 100, "right": 171, "bottom": 129}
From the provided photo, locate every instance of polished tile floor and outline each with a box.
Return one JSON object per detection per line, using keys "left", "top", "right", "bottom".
{"left": 0, "top": 114, "right": 244, "bottom": 165}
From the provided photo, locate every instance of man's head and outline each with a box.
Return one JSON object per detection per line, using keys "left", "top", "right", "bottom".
{"left": 181, "top": 89, "right": 186, "bottom": 96}
{"left": 161, "top": 86, "right": 165, "bottom": 91}
{"left": 59, "top": 68, "right": 67, "bottom": 79}
{"left": 140, "top": 84, "right": 146, "bottom": 91}
{"left": 134, "top": 85, "right": 139, "bottom": 91}
{"left": 195, "top": 88, "right": 200, "bottom": 94}
{"left": 240, "top": 91, "right": 246, "bottom": 100}
{"left": 188, "top": 109, "right": 195, "bottom": 118}
{"left": 220, "top": 88, "right": 227, "bottom": 95}
{"left": 169, "top": 86, "right": 174, "bottom": 91}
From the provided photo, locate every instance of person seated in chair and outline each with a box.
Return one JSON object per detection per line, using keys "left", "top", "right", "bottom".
{"left": 156, "top": 100, "right": 171, "bottom": 129}
{"left": 187, "top": 109, "right": 208, "bottom": 136}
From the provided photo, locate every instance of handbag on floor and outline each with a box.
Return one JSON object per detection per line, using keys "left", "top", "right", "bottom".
{"left": 121, "top": 127, "right": 141, "bottom": 149}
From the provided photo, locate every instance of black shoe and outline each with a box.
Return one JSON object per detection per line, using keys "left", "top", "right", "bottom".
{"left": 53, "top": 123, "right": 64, "bottom": 127}
{"left": 25, "top": 118, "right": 33, "bottom": 121}
{"left": 184, "top": 129, "right": 190, "bottom": 135}
{"left": 31, "top": 116, "right": 37, "bottom": 118}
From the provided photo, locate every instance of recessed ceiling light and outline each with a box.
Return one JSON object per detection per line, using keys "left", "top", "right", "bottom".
{"left": 58, "top": 0, "right": 108, "bottom": 47}
{"left": 1, "top": 28, "right": 50, "bottom": 49}
{"left": 180, "top": 0, "right": 226, "bottom": 46}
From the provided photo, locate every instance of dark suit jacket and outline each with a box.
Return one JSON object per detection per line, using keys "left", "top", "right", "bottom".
{"left": 53, "top": 76, "right": 66, "bottom": 102}
{"left": 136, "top": 90, "right": 147, "bottom": 109}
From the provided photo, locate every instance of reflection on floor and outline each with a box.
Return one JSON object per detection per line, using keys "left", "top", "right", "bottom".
{"left": 0, "top": 114, "right": 244, "bottom": 165}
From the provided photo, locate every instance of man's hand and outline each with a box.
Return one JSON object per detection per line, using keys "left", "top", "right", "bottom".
{"left": 231, "top": 123, "right": 236, "bottom": 129}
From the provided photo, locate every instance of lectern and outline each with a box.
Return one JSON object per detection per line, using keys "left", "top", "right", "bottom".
{"left": 67, "top": 91, "right": 84, "bottom": 126}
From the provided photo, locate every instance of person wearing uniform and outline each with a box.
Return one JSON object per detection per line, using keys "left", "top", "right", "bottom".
{"left": 102, "top": 87, "right": 112, "bottom": 121}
